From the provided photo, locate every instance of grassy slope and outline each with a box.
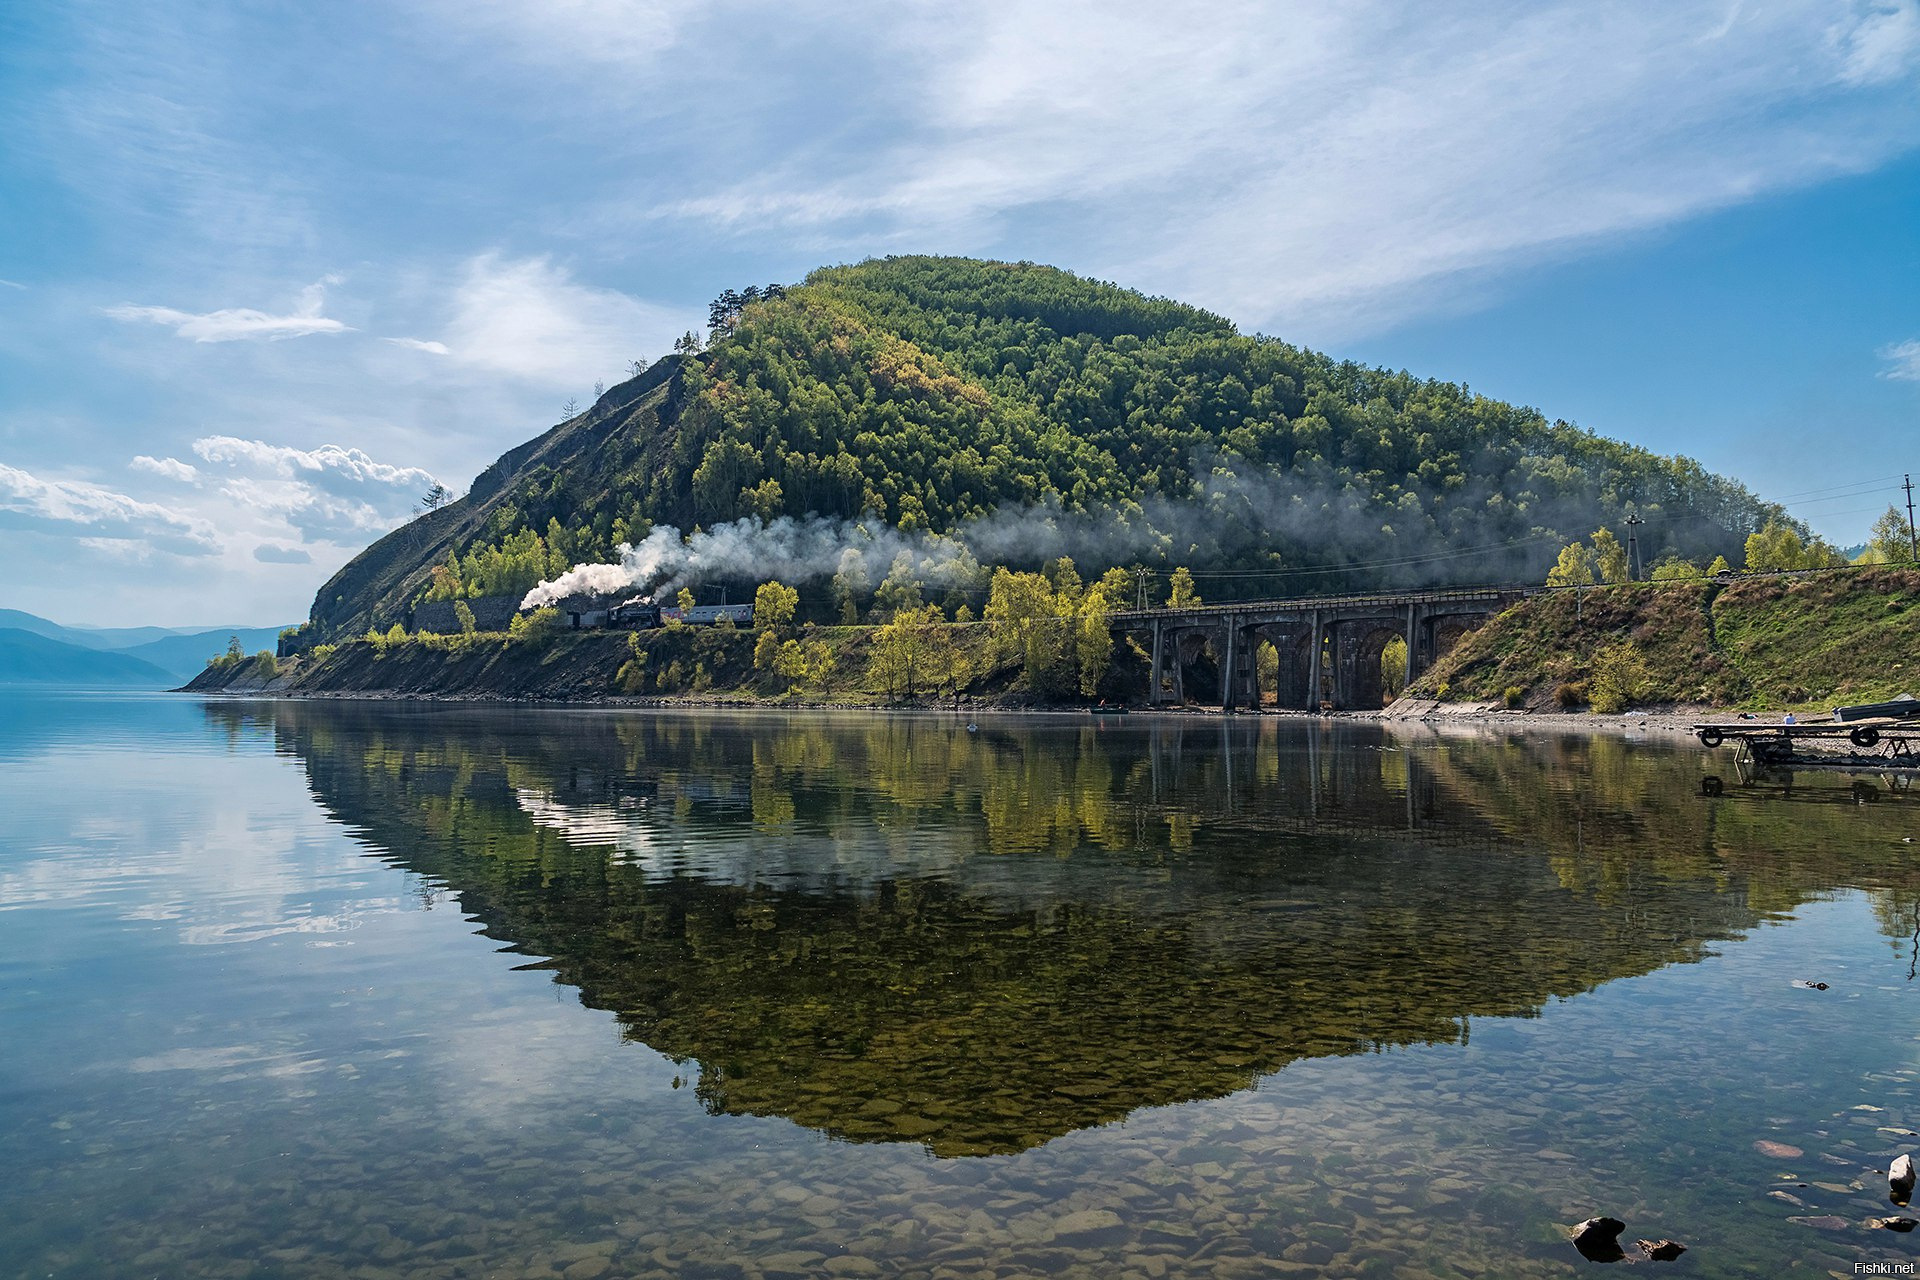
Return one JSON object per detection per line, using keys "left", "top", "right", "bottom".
{"left": 1419, "top": 567, "right": 1920, "bottom": 710}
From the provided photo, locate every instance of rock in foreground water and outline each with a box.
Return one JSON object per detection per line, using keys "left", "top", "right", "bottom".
{"left": 1570, "top": 1217, "right": 1626, "bottom": 1262}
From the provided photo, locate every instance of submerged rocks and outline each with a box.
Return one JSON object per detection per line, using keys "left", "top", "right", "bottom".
{"left": 1571, "top": 1217, "right": 1688, "bottom": 1264}
{"left": 1051, "top": 1209, "right": 1126, "bottom": 1243}
{"left": 1754, "top": 1140, "right": 1804, "bottom": 1159}
{"left": 1569, "top": 1217, "right": 1626, "bottom": 1262}
{"left": 1870, "top": 1217, "right": 1918, "bottom": 1232}
{"left": 1891, "top": 1153, "right": 1916, "bottom": 1203}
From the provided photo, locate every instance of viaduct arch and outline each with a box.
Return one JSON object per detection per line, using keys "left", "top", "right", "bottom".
{"left": 1111, "top": 586, "right": 1535, "bottom": 712}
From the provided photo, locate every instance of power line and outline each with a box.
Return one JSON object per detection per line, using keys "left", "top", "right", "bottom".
{"left": 1768, "top": 474, "right": 1903, "bottom": 502}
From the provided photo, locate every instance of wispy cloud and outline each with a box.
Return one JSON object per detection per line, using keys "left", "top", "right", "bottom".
{"left": 0, "top": 279, "right": 26, "bottom": 290}
{"left": 1837, "top": 0, "right": 1920, "bottom": 84}
{"left": 130, "top": 455, "right": 201, "bottom": 483}
{"left": 620, "top": 0, "right": 1920, "bottom": 337}
{"left": 0, "top": 462, "right": 219, "bottom": 555}
{"left": 1881, "top": 338, "right": 1920, "bottom": 381}
{"left": 383, "top": 336, "right": 451, "bottom": 355}
{"left": 191, "top": 436, "right": 444, "bottom": 542}
{"left": 439, "top": 252, "right": 682, "bottom": 384}
{"left": 106, "top": 280, "right": 349, "bottom": 343}
{"left": 252, "top": 543, "right": 312, "bottom": 565}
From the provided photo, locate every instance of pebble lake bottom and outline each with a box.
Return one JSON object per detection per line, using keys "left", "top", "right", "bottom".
{"left": 3, "top": 691, "right": 1920, "bottom": 1279}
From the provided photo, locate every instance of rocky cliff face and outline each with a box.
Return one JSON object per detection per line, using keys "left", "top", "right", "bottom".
{"left": 300, "top": 357, "right": 689, "bottom": 644}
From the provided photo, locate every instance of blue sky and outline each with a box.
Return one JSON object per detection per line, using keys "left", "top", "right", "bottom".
{"left": 2, "top": 0, "right": 1918, "bottom": 626}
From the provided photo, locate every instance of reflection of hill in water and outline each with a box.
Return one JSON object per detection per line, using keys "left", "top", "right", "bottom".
{"left": 229, "top": 704, "right": 1920, "bottom": 1157}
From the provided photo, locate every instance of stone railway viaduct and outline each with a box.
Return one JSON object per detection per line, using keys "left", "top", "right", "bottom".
{"left": 1110, "top": 585, "right": 1537, "bottom": 711}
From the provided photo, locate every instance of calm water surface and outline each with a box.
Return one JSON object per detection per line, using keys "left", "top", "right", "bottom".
{"left": 4, "top": 692, "right": 1920, "bottom": 1279}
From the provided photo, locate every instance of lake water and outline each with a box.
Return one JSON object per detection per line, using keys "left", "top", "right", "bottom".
{"left": 4, "top": 692, "right": 1920, "bottom": 1279}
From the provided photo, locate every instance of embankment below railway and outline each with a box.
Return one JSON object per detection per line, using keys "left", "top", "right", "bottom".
{"left": 1413, "top": 567, "right": 1920, "bottom": 714}
{"left": 181, "top": 618, "right": 1135, "bottom": 708}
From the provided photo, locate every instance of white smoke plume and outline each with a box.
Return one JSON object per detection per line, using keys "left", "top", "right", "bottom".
{"left": 519, "top": 516, "right": 973, "bottom": 609}
{"left": 517, "top": 450, "right": 1764, "bottom": 610}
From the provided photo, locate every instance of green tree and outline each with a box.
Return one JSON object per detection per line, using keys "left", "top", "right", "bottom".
{"left": 1076, "top": 568, "right": 1131, "bottom": 698}
{"left": 1648, "top": 556, "right": 1703, "bottom": 582}
{"left": 454, "top": 600, "right": 477, "bottom": 635}
{"left": 922, "top": 621, "right": 970, "bottom": 703}
{"left": 753, "top": 580, "right": 799, "bottom": 629}
{"left": 1745, "top": 520, "right": 1821, "bottom": 572}
{"left": 871, "top": 604, "right": 944, "bottom": 697}
{"left": 508, "top": 607, "right": 558, "bottom": 646}
{"left": 1166, "top": 566, "right": 1200, "bottom": 609}
{"left": 616, "top": 634, "right": 650, "bottom": 693}
{"left": 1866, "top": 505, "right": 1915, "bottom": 564}
{"left": 1381, "top": 636, "right": 1408, "bottom": 699}
{"left": 1588, "top": 643, "right": 1649, "bottom": 714}
{"left": 986, "top": 568, "right": 1072, "bottom": 695}
{"left": 1707, "top": 554, "right": 1732, "bottom": 576}
{"left": 753, "top": 630, "right": 782, "bottom": 671}
{"left": 1545, "top": 542, "right": 1594, "bottom": 587}
{"left": 1591, "top": 528, "right": 1631, "bottom": 585}
{"left": 742, "top": 478, "right": 785, "bottom": 522}
{"left": 774, "top": 638, "right": 833, "bottom": 692}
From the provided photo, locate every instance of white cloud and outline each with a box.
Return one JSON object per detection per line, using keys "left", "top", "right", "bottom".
{"left": 0, "top": 279, "right": 26, "bottom": 290}
{"left": 438, "top": 252, "right": 684, "bottom": 385}
{"left": 0, "top": 462, "right": 219, "bottom": 555}
{"left": 1881, "top": 339, "right": 1920, "bottom": 380}
{"left": 1837, "top": 0, "right": 1920, "bottom": 84}
{"left": 191, "top": 436, "right": 445, "bottom": 542}
{"left": 384, "top": 336, "right": 451, "bottom": 355}
{"left": 106, "top": 280, "right": 350, "bottom": 343}
{"left": 252, "top": 543, "right": 313, "bottom": 564}
{"left": 637, "top": 0, "right": 1920, "bottom": 337}
{"left": 130, "top": 455, "right": 201, "bottom": 483}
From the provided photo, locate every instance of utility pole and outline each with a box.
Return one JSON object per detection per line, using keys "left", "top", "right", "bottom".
{"left": 1135, "top": 567, "right": 1151, "bottom": 611}
{"left": 1906, "top": 474, "right": 1917, "bottom": 564}
{"left": 1623, "top": 512, "right": 1644, "bottom": 581}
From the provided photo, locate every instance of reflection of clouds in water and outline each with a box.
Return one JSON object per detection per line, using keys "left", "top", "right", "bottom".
{"left": 509, "top": 786, "right": 1173, "bottom": 911}
{"left": 401, "top": 999, "right": 670, "bottom": 1128}
{"left": 515, "top": 786, "right": 978, "bottom": 889}
{"left": 180, "top": 908, "right": 385, "bottom": 947}
{"left": 0, "top": 752, "right": 405, "bottom": 945}
{"left": 123, "top": 1043, "right": 330, "bottom": 1081}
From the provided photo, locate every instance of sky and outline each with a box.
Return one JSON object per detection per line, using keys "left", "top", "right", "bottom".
{"left": 2, "top": 0, "right": 1918, "bottom": 627}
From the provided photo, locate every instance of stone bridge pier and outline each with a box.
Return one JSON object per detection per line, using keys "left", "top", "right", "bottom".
{"left": 1123, "top": 587, "right": 1532, "bottom": 712}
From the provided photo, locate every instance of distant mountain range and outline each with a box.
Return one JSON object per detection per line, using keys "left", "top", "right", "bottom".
{"left": 0, "top": 610, "right": 294, "bottom": 687}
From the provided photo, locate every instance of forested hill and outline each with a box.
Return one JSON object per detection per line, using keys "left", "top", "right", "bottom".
{"left": 304, "top": 255, "right": 1786, "bottom": 641}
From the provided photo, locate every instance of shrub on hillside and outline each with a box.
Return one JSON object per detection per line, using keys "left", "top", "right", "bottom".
{"left": 1588, "top": 644, "right": 1649, "bottom": 714}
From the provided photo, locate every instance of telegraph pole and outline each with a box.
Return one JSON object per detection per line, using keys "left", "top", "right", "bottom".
{"left": 1135, "top": 567, "right": 1151, "bottom": 611}
{"left": 1906, "top": 474, "right": 1917, "bottom": 564}
{"left": 1623, "top": 512, "right": 1644, "bottom": 581}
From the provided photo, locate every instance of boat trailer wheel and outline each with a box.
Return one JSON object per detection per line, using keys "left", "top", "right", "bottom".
{"left": 1697, "top": 727, "right": 1723, "bottom": 748}
{"left": 1851, "top": 726, "right": 1881, "bottom": 748}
